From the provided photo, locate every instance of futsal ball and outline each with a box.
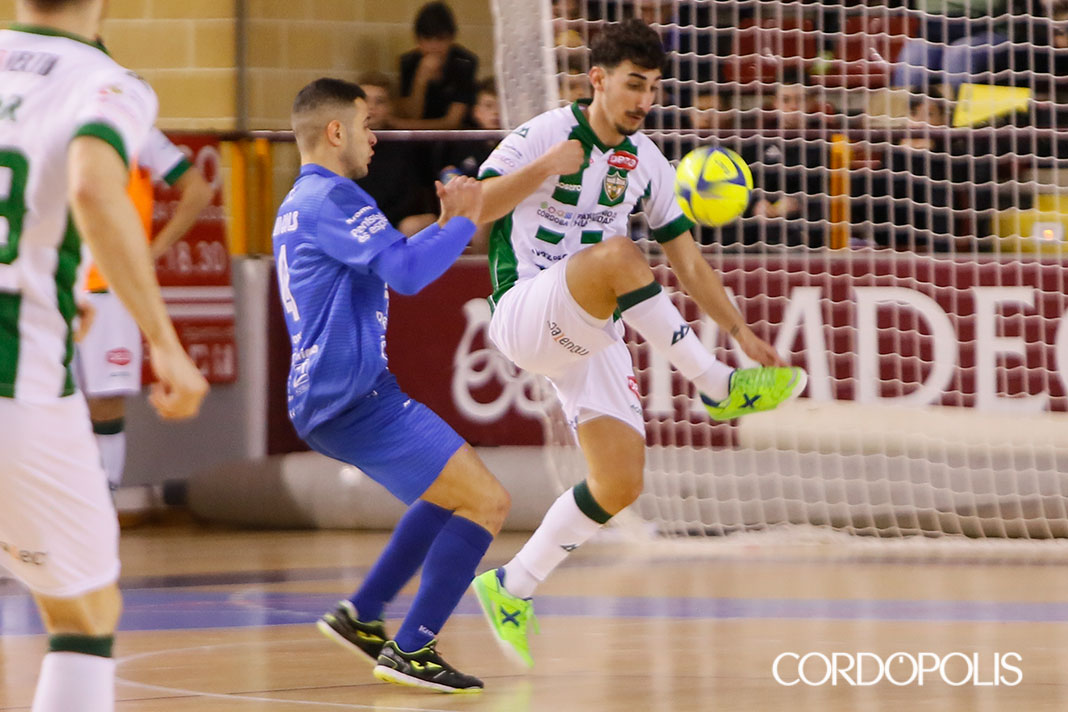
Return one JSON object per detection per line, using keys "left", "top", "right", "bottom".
{"left": 674, "top": 146, "right": 754, "bottom": 227}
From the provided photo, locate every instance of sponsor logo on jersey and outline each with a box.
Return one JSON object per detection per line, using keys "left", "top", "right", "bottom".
{"left": 574, "top": 209, "right": 617, "bottom": 227}
{"left": 512, "top": 126, "right": 530, "bottom": 138}
{"left": 531, "top": 248, "right": 566, "bottom": 263}
{"left": 350, "top": 212, "right": 389, "bottom": 243}
{"left": 0, "top": 540, "right": 47, "bottom": 566}
{"left": 107, "top": 348, "right": 132, "bottom": 366}
{"left": 547, "top": 320, "right": 590, "bottom": 356}
{"left": 536, "top": 202, "right": 573, "bottom": 226}
{"left": 608, "top": 150, "right": 638, "bottom": 171}
{"left": 627, "top": 375, "right": 641, "bottom": 401}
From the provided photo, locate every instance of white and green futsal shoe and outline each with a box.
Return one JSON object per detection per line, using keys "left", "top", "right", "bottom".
{"left": 470, "top": 568, "right": 538, "bottom": 668}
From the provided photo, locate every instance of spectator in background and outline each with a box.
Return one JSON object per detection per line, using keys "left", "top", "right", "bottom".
{"left": 437, "top": 78, "right": 501, "bottom": 252}
{"left": 727, "top": 74, "right": 828, "bottom": 248}
{"left": 893, "top": 0, "right": 1012, "bottom": 95}
{"left": 859, "top": 88, "right": 979, "bottom": 251}
{"left": 394, "top": 2, "right": 478, "bottom": 130}
{"left": 356, "top": 72, "right": 438, "bottom": 236}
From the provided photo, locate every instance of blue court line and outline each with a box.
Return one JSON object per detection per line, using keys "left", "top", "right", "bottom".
{"left": 1, "top": 589, "right": 1067, "bottom": 636}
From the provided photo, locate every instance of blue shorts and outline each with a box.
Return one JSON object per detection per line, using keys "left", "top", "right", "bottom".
{"left": 302, "top": 371, "right": 466, "bottom": 505}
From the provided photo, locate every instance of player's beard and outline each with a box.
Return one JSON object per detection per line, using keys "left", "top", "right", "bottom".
{"left": 615, "top": 111, "right": 647, "bottom": 136}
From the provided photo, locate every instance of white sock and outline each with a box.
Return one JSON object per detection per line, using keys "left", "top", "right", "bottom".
{"left": 503, "top": 483, "right": 607, "bottom": 598}
{"left": 94, "top": 430, "right": 126, "bottom": 492}
{"left": 32, "top": 652, "right": 115, "bottom": 712}
{"left": 618, "top": 282, "right": 733, "bottom": 401}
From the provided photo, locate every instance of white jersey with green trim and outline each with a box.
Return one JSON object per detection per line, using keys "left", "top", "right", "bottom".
{"left": 139, "top": 127, "right": 191, "bottom": 186}
{"left": 479, "top": 100, "right": 694, "bottom": 308}
{"left": 0, "top": 26, "right": 157, "bottom": 402}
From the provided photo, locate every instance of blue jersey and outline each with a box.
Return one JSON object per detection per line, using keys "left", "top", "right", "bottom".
{"left": 272, "top": 164, "right": 405, "bottom": 434}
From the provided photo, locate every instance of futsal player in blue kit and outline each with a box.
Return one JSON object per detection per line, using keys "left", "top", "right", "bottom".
{"left": 272, "top": 77, "right": 510, "bottom": 693}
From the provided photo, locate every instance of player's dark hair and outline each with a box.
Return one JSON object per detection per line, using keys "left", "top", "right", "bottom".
{"left": 589, "top": 18, "right": 665, "bottom": 71}
{"left": 414, "top": 1, "right": 457, "bottom": 39}
{"left": 291, "top": 78, "right": 366, "bottom": 151}
{"left": 292, "top": 78, "right": 366, "bottom": 117}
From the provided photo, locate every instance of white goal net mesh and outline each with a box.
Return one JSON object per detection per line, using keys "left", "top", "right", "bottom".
{"left": 494, "top": 0, "right": 1068, "bottom": 541}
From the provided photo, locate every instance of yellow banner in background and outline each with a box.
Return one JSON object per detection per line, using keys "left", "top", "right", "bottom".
{"left": 953, "top": 84, "right": 1032, "bottom": 127}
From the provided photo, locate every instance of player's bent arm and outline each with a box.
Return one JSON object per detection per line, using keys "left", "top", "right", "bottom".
{"left": 68, "top": 137, "right": 182, "bottom": 349}
{"left": 69, "top": 137, "right": 208, "bottom": 418}
{"left": 370, "top": 217, "right": 476, "bottom": 295}
{"left": 478, "top": 166, "right": 553, "bottom": 223}
{"left": 150, "top": 168, "right": 213, "bottom": 260}
{"left": 661, "top": 230, "right": 749, "bottom": 337}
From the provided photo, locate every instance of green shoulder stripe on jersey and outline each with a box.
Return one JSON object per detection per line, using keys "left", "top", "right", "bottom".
{"left": 651, "top": 213, "right": 695, "bottom": 244}
{"left": 8, "top": 24, "right": 108, "bottom": 52}
{"left": 163, "top": 158, "right": 192, "bottom": 187}
{"left": 478, "top": 168, "right": 501, "bottom": 180}
{"left": 488, "top": 211, "right": 518, "bottom": 310}
{"left": 73, "top": 122, "right": 128, "bottom": 167}
{"left": 56, "top": 216, "right": 81, "bottom": 397}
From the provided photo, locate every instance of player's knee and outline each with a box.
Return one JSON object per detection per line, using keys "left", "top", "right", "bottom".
{"left": 481, "top": 480, "right": 511, "bottom": 532}
{"left": 590, "top": 473, "right": 644, "bottom": 514}
{"left": 597, "top": 236, "right": 650, "bottom": 281}
{"left": 37, "top": 585, "right": 122, "bottom": 637}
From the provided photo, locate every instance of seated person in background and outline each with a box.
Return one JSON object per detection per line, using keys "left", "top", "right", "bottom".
{"left": 437, "top": 78, "right": 501, "bottom": 253}
{"left": 394, "top": 1, "right": 478, "bottom": 130}
{"left": 722, "top": 75, "right": 827, "bottom": 249}
{"left": 861, "top": 89, "right": 967, "bottom": 252}
{"left": 356, "top": 72, "right": 437, "bottom": 236}
{"left": 899, "top": 88, "right": 949, "bottom": 150}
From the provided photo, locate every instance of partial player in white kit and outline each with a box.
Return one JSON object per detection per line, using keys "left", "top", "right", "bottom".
{"left": 76, "top": 126, "right": 213, "bottom": 494}
{"left": 0, "top": 2, "right": 208, "bottom": 711}
{"left": 470, "top": 18, "right": 807, "bottom": 666}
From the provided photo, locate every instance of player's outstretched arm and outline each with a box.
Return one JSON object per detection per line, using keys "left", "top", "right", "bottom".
{"left": 68, "top": 137, "right": 209, "bottom": 419}
{"left": 478, "top": 139, "right": 585, "bottom": 223}
{"left": 150, "top": 167, "right": 214, "bottom": 260}
{"left": 661, "top": 230, "right": 784, "bottom": 367}
{"left": 370, "top": 177, "right": 482, "bottom": 294}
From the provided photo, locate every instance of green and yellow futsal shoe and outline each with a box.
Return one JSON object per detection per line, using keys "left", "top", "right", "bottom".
{"left": 470, "top": 568, "right": 538, "bottom": 668}
{"left": 374, "top": 639, "right": 483, "bottom": 693}
{"left": 316, "top": 600, "right": 387, "bottom": 664}
{"left": 702, "top": 366, "right": 808, "bottom": 422}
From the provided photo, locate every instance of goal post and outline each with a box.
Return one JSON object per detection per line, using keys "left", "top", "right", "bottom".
{"left": 491, "top": 0, "right": 1068, "bottom": 541}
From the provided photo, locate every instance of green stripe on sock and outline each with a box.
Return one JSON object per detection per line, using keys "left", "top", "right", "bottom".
{"left": 617, "top": 280, "right": 662, "bottom": 312}
{"left": 92, "top": 418, "right": 125, "bottom": 435}
{"left": 572, "top": 480, "right": 612, "bottom": 525}
{"left": 49, "top": 634, "right": 114, "bottom": 658}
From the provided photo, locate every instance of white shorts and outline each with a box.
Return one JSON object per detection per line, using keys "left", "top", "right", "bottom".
{"left": 489, "top": 257, "right": 645, "bottom": 435}
{"left": 75, "top": 291, "right": 143, "bottom": 397}
{"left": 0, "top": 394, "right": 119, "bottom": 597}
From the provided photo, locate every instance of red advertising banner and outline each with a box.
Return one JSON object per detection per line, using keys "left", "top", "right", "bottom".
{"left": 269, "top": 253, "right": 1068, "bottom": 451}
{"left": 143, "top": 133, "right": 236, "bottom": 384}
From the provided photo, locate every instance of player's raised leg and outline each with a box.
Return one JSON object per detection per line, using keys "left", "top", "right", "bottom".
{"left": 565, "top": 235, "right": 806, "bottom": 419}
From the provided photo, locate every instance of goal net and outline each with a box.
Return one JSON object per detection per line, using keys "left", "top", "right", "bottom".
{"left": 492, "top": 0, "right": 1068, "bottom": 541}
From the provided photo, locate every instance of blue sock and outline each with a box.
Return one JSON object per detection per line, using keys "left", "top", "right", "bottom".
{"left": 393, "top": 515, "right": 493, "bottom": 652}
{"left": 350, "top": 500, "right": 453, "bottom": 621}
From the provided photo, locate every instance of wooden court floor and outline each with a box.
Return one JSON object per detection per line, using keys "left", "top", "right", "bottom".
{"left": 2, "top": 522, "right": 1068, "bottom": 711}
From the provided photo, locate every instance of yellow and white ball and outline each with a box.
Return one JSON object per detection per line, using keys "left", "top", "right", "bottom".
{"left": 674, "top": 146, "right": 754, "bottom": 227}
